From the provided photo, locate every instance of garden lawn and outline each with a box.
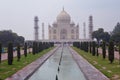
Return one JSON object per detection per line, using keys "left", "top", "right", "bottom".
{"left": 72, "top": 47, "right": 120, "bottom": 80}
{"left": 0, "top": 47, "right": 54, "bottom": 80}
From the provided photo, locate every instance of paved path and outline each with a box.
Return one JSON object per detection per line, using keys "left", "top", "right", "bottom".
{"left": 29, "top": 45, "right": 86, "bottom": 80}
{"left": 5, "top": 46, "right": 110, "bottom": 80}
{"left": 6, "top": 46, "right": 59, "bottom": 80}
{"left": 69, "top": 47, "right": 110, "bottom": 80}
{"left": 98, "top": 48, "right": 119, "bottom": 60}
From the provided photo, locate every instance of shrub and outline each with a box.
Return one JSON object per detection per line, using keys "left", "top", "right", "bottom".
{"left": 8, "top": 42, "right": 13, "bottom": 65}
{"left": 96, "top": 44, "right": 99, "bottom": 56}
{"left": 89, "top": 42, "right": 92, "bottom": 53}
{"left": 119, "top": 43, "right": 120, "bottom": 64}
{"left": 24, "top": 43, "right": 27, "bottom": 57}
{"left": 102, "top": 41, "right": 106, "bottom": 59}
{"left": 32, "top": 42, "right": 36, "bottom": 55}
{"left": 92, "top": 41, "right": 96, "bottom": 56}
{"left": 0, "top": 43, "right": 2, "bottom": 63}
{"left": 108, "top": 41, "right": 114, "bottom": 63}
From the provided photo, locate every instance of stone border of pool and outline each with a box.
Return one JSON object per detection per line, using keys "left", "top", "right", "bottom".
{"left": 68, "top": 47, "right": 110, "bottom": 80}
{"left": 5, "top": 46, "right": 59, "bottom": 80}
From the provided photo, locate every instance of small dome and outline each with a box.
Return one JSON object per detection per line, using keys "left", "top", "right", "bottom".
{"left": 57, "top": 8, "right": 71, "bottom": 22}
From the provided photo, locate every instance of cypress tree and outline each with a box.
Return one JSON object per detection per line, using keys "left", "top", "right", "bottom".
{"left": 46, "top": 42, "right": 48, "bottom": 49}
{"left": 0, "top": 43, "right": 2, "bottom": 63}
{"left": 40, "top": 42, "right": 43, "bottom": 52}
{"left": 119, "top": 43, "right": 120, "bottom": 64}
{"left": 89, "top": 42, "right": 92, "bottom": 53}
{"left": 32, "top": 42, "right": 36, "bottom": 55}
{"left": 83, "top": 42, "right": 86, "bottom": 51}
{"left": 92, "top": 41, "right": 96, "bottom": 56}
{"left": 79, "top": 42, "right": 81, "bottom": 49}
{"left": 17, "top": 43, "right": 21, "bottom": 61}
{"left": 78, "top": 42, "right": 80, "bottom": 49}
{"left": 46, "top": 42, "right": 48, "bottom": 48}
{"left": 84, "top": 42, "right": 86, "bottom": 51}
{"left": 96, "top": 44, "right": 99, "bottom": 57}
{"left": 108, "top": 41, "right": 114, "bottom": 63}
{"left": 36, "top": 42, "right": 39, "bottom": 53}
{"left": 42, "top": 42, "right": 45, "bottom": 50}
{"left": 81, "top": 42, "right": 83, "bottom": 50}
{"left": 86, "top": 42, "right": 89, "bottom": 52}
{"left": 38, "top": 42, "right": 40, "bottom": 52}
{"left": 34, "top": 42, "right": 36, "bottom": 53}
{"left": 24, "top": 43, "right": 27, "bottom": 57}
{"left": 8, "top": 42, "right": 13, "bottom": 65}
{"left": 102, "top": 41, "right": 106, "bottom": 59}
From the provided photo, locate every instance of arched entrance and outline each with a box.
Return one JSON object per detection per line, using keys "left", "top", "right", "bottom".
{"left": 60, "top": 29, "right": 67, "bottom": 39}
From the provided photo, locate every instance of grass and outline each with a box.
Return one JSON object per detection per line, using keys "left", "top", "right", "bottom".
{"left": 72, "top": 47, "right": 120, "bottom": 80}
{"left": 0, "top": 47, "right": 54, "bottom": 80}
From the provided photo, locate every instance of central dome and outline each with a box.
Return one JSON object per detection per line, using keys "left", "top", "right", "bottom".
{"left": 57, "top": 8, "right": 71, "bottom": 22}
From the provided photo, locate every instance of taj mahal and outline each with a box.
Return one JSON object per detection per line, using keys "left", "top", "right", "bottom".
{"left": 33, "top": 8, "right": 93, "bottom": 43}
{"left": 49, "top": 8, "right": 79, "bottom": 40}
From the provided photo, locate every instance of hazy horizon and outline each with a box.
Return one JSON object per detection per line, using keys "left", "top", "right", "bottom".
{"left": 0, "top": 0, "right": 120, "bottom": 40}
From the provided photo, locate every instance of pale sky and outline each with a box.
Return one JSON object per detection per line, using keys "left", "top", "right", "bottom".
{"left": 0, "top": 0, "right": 120, "bottom": 40}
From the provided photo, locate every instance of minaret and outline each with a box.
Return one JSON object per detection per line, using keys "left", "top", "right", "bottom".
{"left": 34, "top": 16, "right": 39, "bottom": 41}
{"left": 42, "top": 23, "right": 45, "bottom": 40}
{"left": 89, "top": 15, "right": 93, "bottom": 40}
{"left": 83, "top": 22, "right": 86, "bottom": 39}
{"left": 76, "top": 23, "right": 79, "bottom": 39}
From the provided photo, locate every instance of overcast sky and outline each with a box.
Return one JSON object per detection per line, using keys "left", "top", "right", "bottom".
{"left": 0, "top": 0, "right": 120, "bottom": 40}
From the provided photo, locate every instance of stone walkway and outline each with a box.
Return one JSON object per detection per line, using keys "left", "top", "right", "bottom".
{"left": 5, "top": 46, "right": 110, "bottom": 80}
{"left": 5, "top": 46, "right": 59, "bottom": 80}
{"left": 68, "top": 47, "right": 110, "bottom": 80}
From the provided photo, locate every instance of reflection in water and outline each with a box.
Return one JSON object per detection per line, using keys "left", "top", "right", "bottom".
{"left": 28, "top": 46, "right": 86, "bottom": 80}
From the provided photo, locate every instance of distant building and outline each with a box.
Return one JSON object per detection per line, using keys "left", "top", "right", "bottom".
{"left": 34, "top": 16, "right": 39, "bottom": 41}
{"left": 83, "top": 22, "right": 86, "bottom": 39}
{"left": 42, "top": 23, "right": 45, "bottom": 40}
{"left": 89, "top": 15, "right": 93, "bottom": 40}
{"left": 48, "top": 8, "right": 79, "bottom": 40}
{"left": 32, "top": 9, "right": 93, "bottom": 43}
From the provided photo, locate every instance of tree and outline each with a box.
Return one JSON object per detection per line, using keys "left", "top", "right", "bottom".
{"left": 8, "top": 42, "right": 13, "bottom": 65}
{"left": 92, "top": 41, "right": 96, "bottom": 56}
{"left": 119, "top": 42, "right": 120, "bottom": 64}
{"left": 0, "top": 43, "right": 2, "bottom": 63}
{"left": 102, "top": 41, "right": 106, "bottom": 59}
{"left": 39, "top": 42, "right": 42, "bottom": 52}
{"left": 0, "top": 30, "right": 24, "bottom": 47}
{"left": 108, "top": 41, "right": 114, "bottom": 63}
{"left": 92, "top": 28, "right": 110, "bottom": 43}
{"left": 111, "top": 22, "right": 120, "bottom": 43}
{"left": 84, "top": 42, "right": 89, "bottom": 52}
{"left": 96, "top": 44, "right": 99, "bottom": 57}
{"left": 89, "top": 42, "right": 92, "bottom": 53}
{"left": 17, "top": 43, "right": 21, "bottom": 61}
{"left": 24, "top": 43, "right": 27, "bottom": 57}
{"left": 32, "top": 42, "right": 36, "bottom": 55}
